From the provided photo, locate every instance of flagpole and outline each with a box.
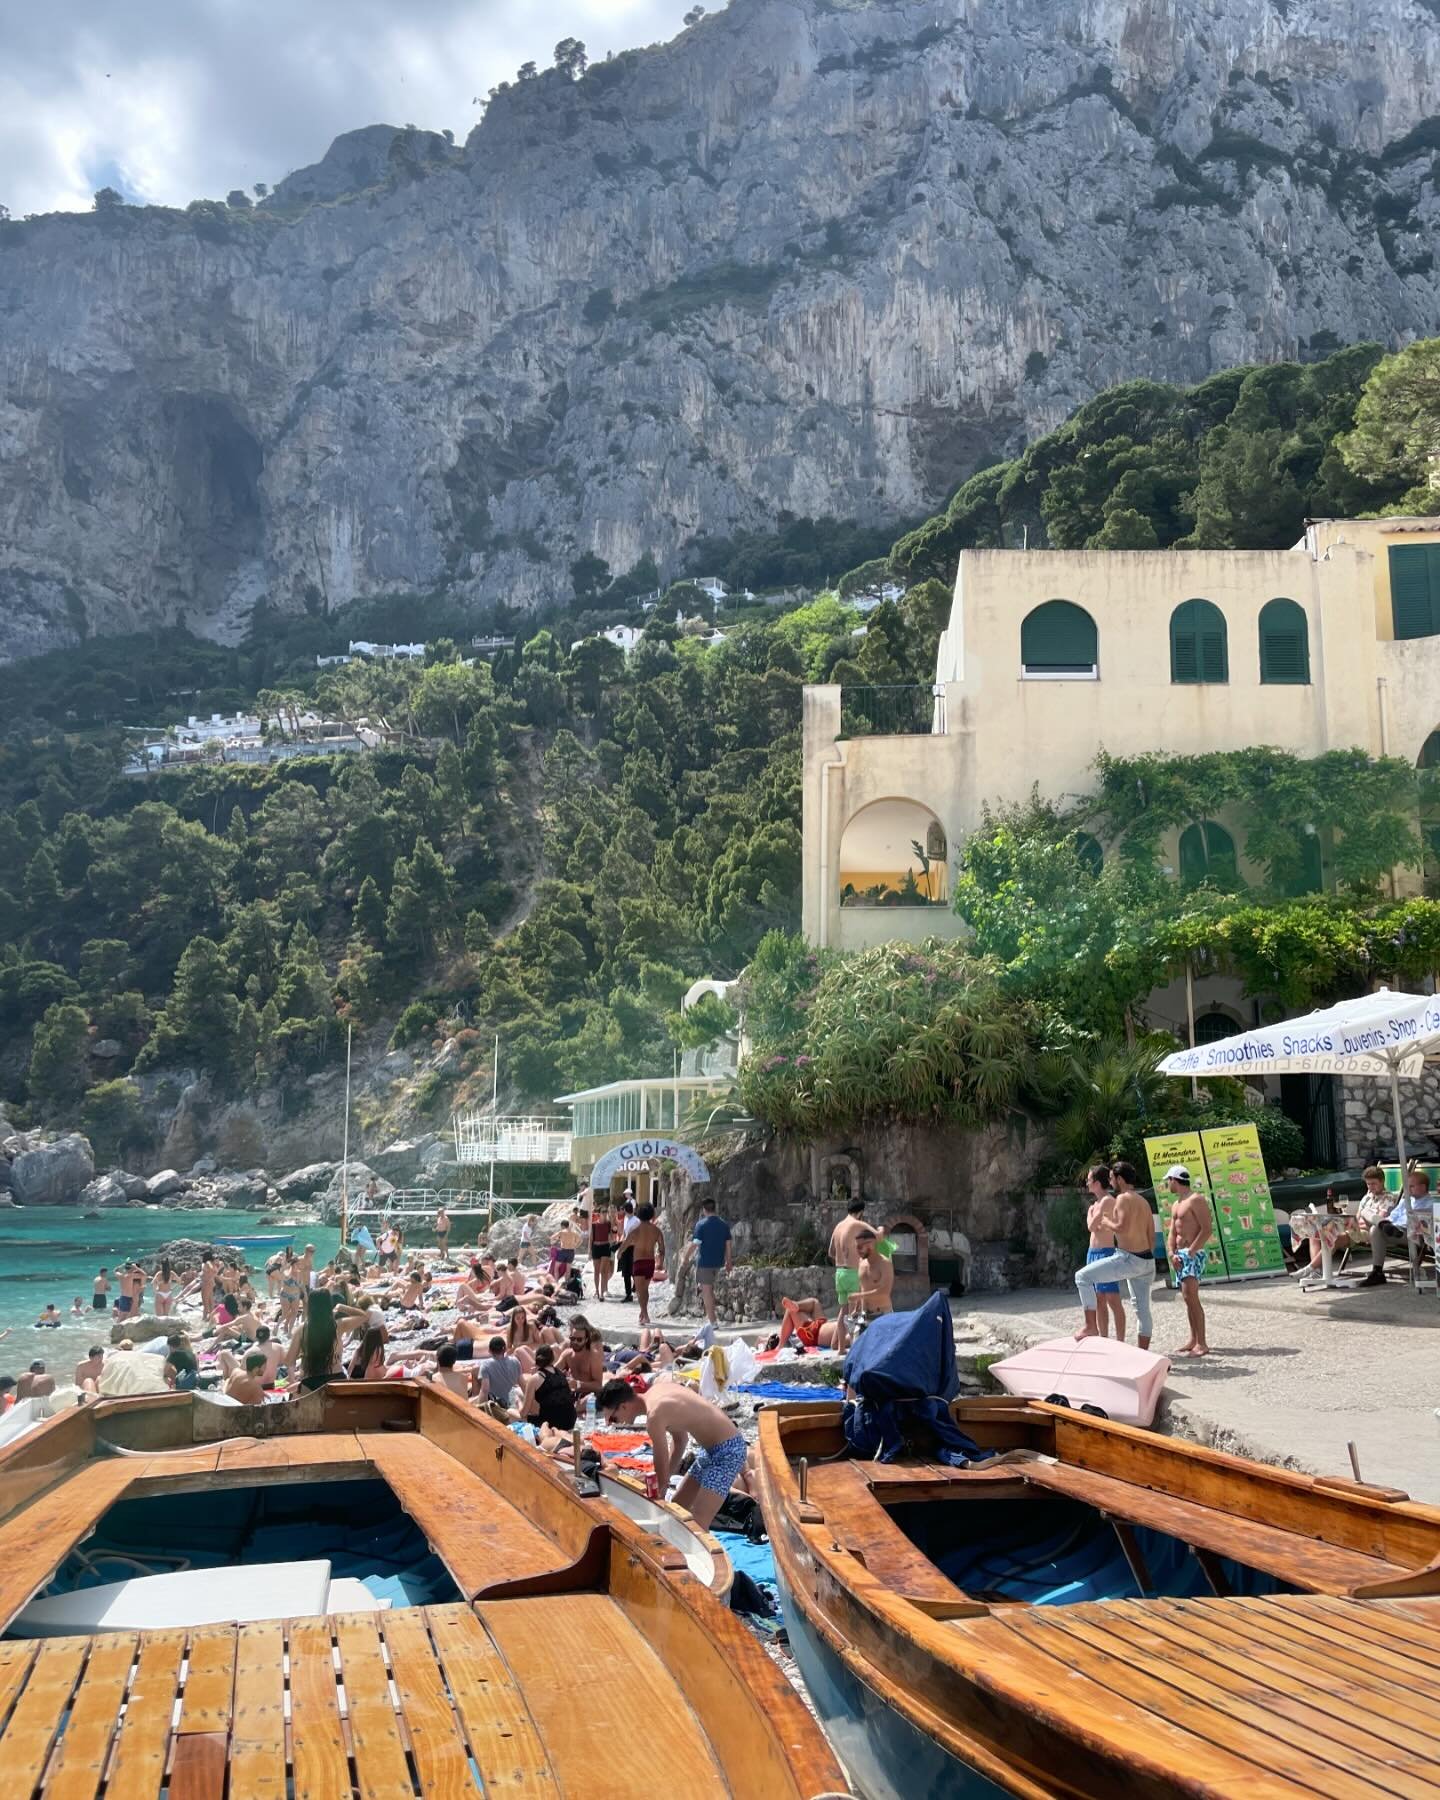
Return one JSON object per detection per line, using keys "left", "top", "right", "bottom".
{"left": 488, "top": 1033, "right": 499, "bottom": 1233}
{"left": 340, "top": 1022, "right": 353, "bottom": 1249}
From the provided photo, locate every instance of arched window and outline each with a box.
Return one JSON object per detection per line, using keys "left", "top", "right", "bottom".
{"left": 1259, "top": 598, "right": 1310, "bottom": 685}
{"left": 838, "top": 798, "right": 949, "bottom": 907}
{"left": 1419, "top": 730, "right": 1440, "bottom": 770}
{"left": 1195, "top": 1011, "right": 1241, "bottom": 1045}
{"left": 1020, "top": 600, "right": 1098, "bottom": 678}
{"left": 1170, "top": 598, "right": 1228, "bottom": 684}
{"left": 1178, "top": 820, "right": 1238, "bottom": 889}
{"left": 1072, "top": 832, "right": 1104, "bottom": 876}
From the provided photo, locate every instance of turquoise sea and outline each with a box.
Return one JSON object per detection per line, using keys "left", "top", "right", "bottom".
{"left": 0, "top": 1209, "right": 342, "bottom": 1382}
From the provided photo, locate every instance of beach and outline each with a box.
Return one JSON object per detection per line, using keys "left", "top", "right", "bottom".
{"left": 0, "top": 1209, "right": 342, "bottom": 1381}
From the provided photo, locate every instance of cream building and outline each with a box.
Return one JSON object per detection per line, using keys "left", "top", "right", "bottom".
{"left": 803, "top": 514, "right": 1440, "bottom": 956}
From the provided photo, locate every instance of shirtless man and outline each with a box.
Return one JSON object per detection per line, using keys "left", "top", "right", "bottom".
{"left": 1164, "top": 1165, "right": 1213, "bottom": 1356}
{"left": 559, "top": 1316, "right": 606, "bottom": 1400}
{"left": 552, "top": 1217, "right": 580, "bottom": 1284}
{"left": 1074, "top": 1160, "right": 1156, "bottom": 1351}
{"left": 92, "top": 1267, "right": 111, "bottom": 1311}
{"left": 225, "top": 1351, "right": 269, "bottom": 1405}
{"left": 627, "top": 1204, "right": 666, "bottom": 1327}
{"left": 430, "top": 1343, "right": 471, "bottom": 1399}
{"left": 16, "top": 1361, "right": 56, "bottom": 1402}
{"left": 435, "top": 1205, "right": 451, "bottom": 1263}
{"left": 856, "top": 1229, "right": 894, "bottom": 1317}
{"left": 774, "top": 1296, "right": 847, "bottom": 1353}
{"left": 600, "top": 1378, "right": 750, "bottom": 1528}
{"left": 828, "top": 1197, "right": 869, "bottom": 1317}
{"left": 74, "top": 1345, "right": 106, "bottom": 1391}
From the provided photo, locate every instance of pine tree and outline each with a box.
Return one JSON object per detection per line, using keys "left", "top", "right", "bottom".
{"left": 355, "top": 875, "right": 388, "bottom": 948}
{"left": 138, "top": 936, "right": 240, "bottom": 1077}
{"left": 384, "top": 857, "right": 429, "bottom": 962}
{"left": 22, "top": 845, "right": 62, "bottom": 924}
{"left": 28, "top": 1001, "right": 90, "bottom": 1113}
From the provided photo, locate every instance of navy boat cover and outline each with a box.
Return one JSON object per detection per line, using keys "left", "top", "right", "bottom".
{"left": 841, "top": 1291, "right": 987, "bottom": 1465}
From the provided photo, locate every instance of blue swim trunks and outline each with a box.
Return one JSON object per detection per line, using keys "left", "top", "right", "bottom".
{"left": 1174, "top": 1247, "right": 1209, "bottom": 1283}
{"left": 1085, "top": 1247, "right": 1121, "bottom": 1294}
{"left": 691, "top": 1432, "right": 748, "bottom": 1497}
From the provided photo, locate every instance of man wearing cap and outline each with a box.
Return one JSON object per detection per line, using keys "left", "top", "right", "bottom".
{"left": 1164, "top": 1166, "right": 1212, "bottom": 1356}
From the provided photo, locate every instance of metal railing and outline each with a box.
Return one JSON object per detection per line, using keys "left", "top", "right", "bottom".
{"left": 838, "top": 685, "right": 945, "bottom": 738}
{"left": 453, "top": 1113, "right": 573, "bottom": 1166}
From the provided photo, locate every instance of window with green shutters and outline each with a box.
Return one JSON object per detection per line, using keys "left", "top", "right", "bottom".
{"left": 1387, "top": 544, "right": 1440, "bottom": 640}
{"left": 1258, "top": 598, "right": 1310, "bottom": 684}
{"left": 1170, "top": 598, "right": 1228, "bottom": 684}
{"left": 1020, "top": 600, "right": 1098, "bottom": 677}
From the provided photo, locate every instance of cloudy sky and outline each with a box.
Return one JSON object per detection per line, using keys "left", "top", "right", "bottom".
{"left": 2, "top": 0, "right": 695, "bottom": 218}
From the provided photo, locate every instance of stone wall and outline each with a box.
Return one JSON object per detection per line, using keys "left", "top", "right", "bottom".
{"left": 655, "top": 1116, "right": 1058, "bottom": 1295}
{"left": 668, "top": 1263, "right": 834, "bottom": 1324}
{"left": 1338, "top": 1068, "right": 1440, "bottom": 1168}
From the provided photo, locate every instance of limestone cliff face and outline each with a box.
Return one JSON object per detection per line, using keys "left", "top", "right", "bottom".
{"left": 3, "top": 0, "right": 1440, "bottom": 658}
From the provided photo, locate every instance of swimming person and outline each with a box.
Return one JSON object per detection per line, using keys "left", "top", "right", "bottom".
{"left": 599, "top": 1379, "right": 749, "bottom": 1530}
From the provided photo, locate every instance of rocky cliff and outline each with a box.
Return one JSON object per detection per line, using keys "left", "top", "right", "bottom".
{"left": 3, "top": 0, "right": 1440, "bottom": 658}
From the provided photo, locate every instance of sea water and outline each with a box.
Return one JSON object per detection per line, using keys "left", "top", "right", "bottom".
{"left": 0, "top": 1209, "right": 342, "bottom": 1381}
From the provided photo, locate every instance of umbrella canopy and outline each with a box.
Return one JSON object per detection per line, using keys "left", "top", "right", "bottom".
{"left": 1157, "top": 988, "right": 1440, "bottom": 1175}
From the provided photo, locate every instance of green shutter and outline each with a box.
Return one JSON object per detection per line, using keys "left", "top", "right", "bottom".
{"left": 1388, "top": 545, "right": 1440, "bottom": 640}
{"left": 1021, "top": 601, "right": 1097, "bottom": 673}
{"left": 1171, "top": 599, "right": 1228, "bottom": 684}
{"left": 1259, "top": 598, "right": 1310, "bottom": 684}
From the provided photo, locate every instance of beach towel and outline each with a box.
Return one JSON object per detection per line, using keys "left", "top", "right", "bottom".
{"left": 734, "top": 1382, "right": 845, "bottom": 1403}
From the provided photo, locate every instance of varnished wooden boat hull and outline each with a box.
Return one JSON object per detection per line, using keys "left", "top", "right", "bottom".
{"left": 756, "top": 1395, "right": 1440, "bottom": 1800}
{"left": 0, "top": 1381, "right": 848, "bottom": 1799}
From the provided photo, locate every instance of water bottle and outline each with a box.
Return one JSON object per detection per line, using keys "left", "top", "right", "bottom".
{"left": 275, "top": 1365, "right": 289, "bottom": 1393}
{"left": 586, "top": 1392, "right": 596, "bottom": 1423}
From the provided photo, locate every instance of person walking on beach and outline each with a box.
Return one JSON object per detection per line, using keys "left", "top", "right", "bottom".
{"left": 616, "top": 1197, "right": 638, "bottom": 1301}
{"left": 92, "top": 1268, "right": 110, "bottom": 1311}
{"left": 627, "top": 1203, "right": 666, "bottom": 1326}
{"left": 1083, "top": 1165, "right": 1125, "bottom": 1340}
{"left": 828, "top": 1196, "right": 869, "bottom": 1317}
{"left": 684, "top": 1197, "right": 733, "bottom": 1326}
{"left": 1164, "top": 1166, "right": 1212, "bottom": 1356}
{"left": 587, "top": 1198, "right": 615, "bottom": 1301}
{"left": 435, "top": 1204, "right": 451, "bottom": 1263}
{"left": 599, "top": 1378, "right": 749, "bottom": 1529}
{"left": 1073, "top": 1161, "right": 1155, "bottom": 1351}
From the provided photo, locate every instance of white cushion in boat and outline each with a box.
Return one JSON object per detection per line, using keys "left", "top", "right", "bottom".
{"left": 10, "top": 1560, "right": 332, "bottom": 1636}
{"left": 327, "top": 1578, "right": 390, "bottom": 1612}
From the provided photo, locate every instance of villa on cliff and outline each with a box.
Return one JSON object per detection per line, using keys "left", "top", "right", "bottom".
{"left": 801, "top": 516, "right": 1440, "bottom": 1164}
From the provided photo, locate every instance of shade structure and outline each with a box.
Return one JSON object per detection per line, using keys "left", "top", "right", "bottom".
{"left": 1158, "top": 989, "right": 1440, "bottom": 1271}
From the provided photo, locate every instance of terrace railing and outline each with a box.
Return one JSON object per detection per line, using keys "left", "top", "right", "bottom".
{"left": 838, "top": 684, "right": 945, "bottom": 738}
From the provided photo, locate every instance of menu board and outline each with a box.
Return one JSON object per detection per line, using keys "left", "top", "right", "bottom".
{"left": 1144, "top": 1124, "right": 1286, "bottom": 1283}
{"left": 1200, "top": 1124, "right": 1287, "bottom": 1277}
{"left": 1143, "top": 1131, "right": 1225, "bottom": 1285}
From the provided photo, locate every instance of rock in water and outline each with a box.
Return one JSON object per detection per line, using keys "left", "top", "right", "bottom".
{"left": 3, "top": 0, "right": 1440, "bottom": 656}
{"left": 275, "top": 1162, "right": 339, "bottom": 1202}
{"left": 10, "top": 1134, "right": 96, "bottom": 1205}
{"left": 79, "top": 1173, "right": 131, "bottom": 1209}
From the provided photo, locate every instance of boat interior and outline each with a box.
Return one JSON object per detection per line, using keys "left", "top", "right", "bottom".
{"left": 0, "top": 1381, "right": 844, "bottom": 1799}
{"left": 762, "top": 1395, "right": 1440, "bottom": 1797}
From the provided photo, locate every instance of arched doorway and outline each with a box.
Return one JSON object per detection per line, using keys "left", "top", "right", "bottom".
{"left": 838, "top": 798, "right": 949, "bottom": 908}
{"left": 589, "top": 1138, "right": 711, "bottom": 1208}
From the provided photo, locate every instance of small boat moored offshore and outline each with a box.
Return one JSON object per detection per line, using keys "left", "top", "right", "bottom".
{"left": 757, "top": 1391, "right": 1440, "bottom": 1800}
{"left": 0, "top": 1380, "right": 848, "bottom": 1799}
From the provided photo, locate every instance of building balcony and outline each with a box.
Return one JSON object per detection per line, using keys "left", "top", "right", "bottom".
{"left": 837, "top": 684, "right": 947, "bottom": 737}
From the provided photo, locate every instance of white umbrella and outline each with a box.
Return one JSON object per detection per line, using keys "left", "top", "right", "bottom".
{"left": 1158, "top": 988, "right": 1440, "bottom": 1286}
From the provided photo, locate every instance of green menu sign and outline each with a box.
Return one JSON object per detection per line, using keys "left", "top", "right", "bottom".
{"left": 1144, "top": 1122, "right": 1286, "bottom": 1283}
{"left": 1199, "top": 1124, "right": 1287, "bottom": 1278}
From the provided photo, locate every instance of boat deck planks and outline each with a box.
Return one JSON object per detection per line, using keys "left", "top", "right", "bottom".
{"left": 216, "top": 1432, "right": 366, "bottom": 1473}
{"left": 480, "top": 1592, "right": 730, "bottom": 1800}
{"left": 358, "top": 1433, "right": 570, "bottom": 1596}
{"left": 0, "top": 1606, "right": 627, "bottom": 1799}
{"left": 954, "top": 1594, "right": 1440, "bottom": 1798}
{"left": 0, "top": 1461, "right": 135, "bottom": 1624}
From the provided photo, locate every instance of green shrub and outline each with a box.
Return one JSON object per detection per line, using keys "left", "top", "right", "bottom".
{"left": 391, "top": 1001, "right": 439, "bottom": 1048}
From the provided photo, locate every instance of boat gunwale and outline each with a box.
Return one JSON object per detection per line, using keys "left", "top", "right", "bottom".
{"left": 754, "top": 1398, "right": 1440, "bottom": 1800}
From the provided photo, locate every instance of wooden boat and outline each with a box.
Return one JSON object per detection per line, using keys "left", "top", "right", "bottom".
{"left": 0, "top": 1381, "right": 848, "bottom": 1799}
{"left": 756, "top": 1393, "right": 1440, "bottom": 1800}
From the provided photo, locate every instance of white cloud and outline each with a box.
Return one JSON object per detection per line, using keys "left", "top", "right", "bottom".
{"left": 0, "top": 0, "right": 696, "bottom": 217}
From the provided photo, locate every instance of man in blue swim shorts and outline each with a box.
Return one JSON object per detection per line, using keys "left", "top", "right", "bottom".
{"left": 1164, "top": 1166, "right": 1212, "bottom": 1357}
{"left": 599, "top": 1376, "right": 748, "bottom": 1528}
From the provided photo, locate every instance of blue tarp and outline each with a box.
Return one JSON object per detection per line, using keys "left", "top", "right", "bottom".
{"left": 841, "top": 1292, "right": 987, "bottom": 1466}
{"left": 734, "top": 1382, "right": 845, "bottom": 1403}
{"left": 843, "top": 1289, "right": 961, "bottom": 1403}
